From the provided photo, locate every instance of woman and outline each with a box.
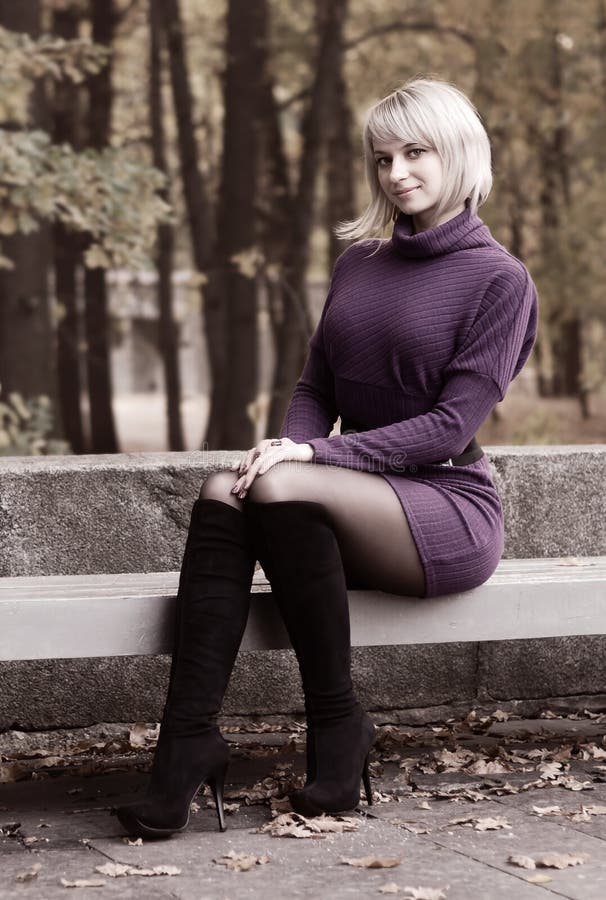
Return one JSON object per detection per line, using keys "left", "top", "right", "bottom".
{"left": 115, "top": 76, "right": 538, "bottom": 837}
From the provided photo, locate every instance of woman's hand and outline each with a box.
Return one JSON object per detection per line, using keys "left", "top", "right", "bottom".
{"left": 229, "top": 438, "right": 314, "bottom": 499}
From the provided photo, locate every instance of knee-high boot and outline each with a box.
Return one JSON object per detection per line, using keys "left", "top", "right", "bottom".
{"left": 114, "top": 498, "right": 256, "bottom": 838}
{"left": 243, "top": 499, "right": 375, "bottom": 816}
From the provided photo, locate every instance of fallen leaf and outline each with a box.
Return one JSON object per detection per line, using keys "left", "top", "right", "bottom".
{"left": 391, "top": 819, "right": 432, "bottom": 835}
{"left": 557, "top": 776, "right": 593, "bottom": 792}
{"left": 474, "top": 816, "right": 510, "bottom": 831}
{"left": 468, "top": 759, "right": 510, "bottom": 775}
{"left": 128, "top": 723, "right": 159, "bottom": 749}
{"left": 579, "top": 743, "right": 606, "bottom": 760}
{"left": 532, "top": 805, "right": 562, "bottom": 817}
{"left": 525, "top": 874, "right": 553, "bottom": 884}
{"left": 533, "top": 852, "right": 590, "bottom": 869}
{"left": 508, "top": 855, "right": 536, "bottom": 869}
{"left": 258, "top": 812, "right": 359, "bottom": 839}
{"left": 0, "top": 822, "right": 21, "bottom": 836}
{"left": 15, "top": 864, "right": 42, "bottom": 883}
{"left": 538, "top": 762, "right": 564, "bottom": 780}
{"left": 214, "top": 850, "right": 269, "bottom": 872}
{"left": 509, "top": 852, "right": 590, "bottom": 870}
{"left": 416, "top": 801, "right": 431, "bottom": 810}
{"left": 95, "top": 862, "right": 181, "bottom": 878}
{"left": 122, "top": 837, "right": 143, "bottom": 846}
{"left": 403, "top": 888, "right": 448, "bottom": 900}
{"left": 379, "top": 883, "right": 400, "bottom": 894}
{"left": 61, "top": 878, "right": 106, "bottom": 888}
{"left": 582, "top": 805, "right": 606, "bottom": 816}
{"left": 341, "top": 856, "right": 402, "bottom": 869}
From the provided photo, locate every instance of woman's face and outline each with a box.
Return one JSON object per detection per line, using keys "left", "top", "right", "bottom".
{"left": 373, "top": 138, "right": 463, "bottom": 232}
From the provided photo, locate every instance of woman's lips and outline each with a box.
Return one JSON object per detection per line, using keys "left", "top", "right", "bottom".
{"left": 394, "top": 186, "right": 419, "bottom": 196}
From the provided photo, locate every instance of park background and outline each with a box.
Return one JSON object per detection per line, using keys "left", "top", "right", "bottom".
{"left": 0, "top": 0, "right": 605, "bottom": 457}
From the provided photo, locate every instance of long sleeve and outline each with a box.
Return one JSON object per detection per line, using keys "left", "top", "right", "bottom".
{"left": 306, "top": 267, "right": 538, "bottom": 473}
{"left": 279, "top": 344, "right": 338, "bottom": 442}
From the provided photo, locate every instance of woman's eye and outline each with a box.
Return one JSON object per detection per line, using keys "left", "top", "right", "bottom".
{"left": 408, "top": 148, "right": 425, "bottom": 159}
{"left": 376, "top": 157, "right": 391, "bottom": 167}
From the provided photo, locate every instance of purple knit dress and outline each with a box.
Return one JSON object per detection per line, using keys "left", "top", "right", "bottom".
{"left": 279, "top": 205, "right": 539, "bottom": 598}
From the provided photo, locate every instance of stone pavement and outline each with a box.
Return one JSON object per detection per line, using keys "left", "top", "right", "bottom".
{"left": 1, "top": 714, "right": 606, "bottom": 899}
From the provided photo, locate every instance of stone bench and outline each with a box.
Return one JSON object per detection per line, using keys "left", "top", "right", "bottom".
{"left": 1, "top": 557, "right": 605, "bottom": 661}
{"left": 0, "top": 446, "right": 604, "bottom": 729}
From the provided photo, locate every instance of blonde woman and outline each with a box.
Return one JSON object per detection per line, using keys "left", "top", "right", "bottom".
{"left": 116, "top": 76, "right": 538, "bottom": 837}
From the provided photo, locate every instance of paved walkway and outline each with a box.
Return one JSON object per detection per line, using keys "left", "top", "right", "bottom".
{"left": 1, "top": 716, "right": 606, "bottom": 899}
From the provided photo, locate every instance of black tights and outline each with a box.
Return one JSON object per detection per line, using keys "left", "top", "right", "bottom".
{"left": 199, "top": 461, "right": 426, "bottom": 598}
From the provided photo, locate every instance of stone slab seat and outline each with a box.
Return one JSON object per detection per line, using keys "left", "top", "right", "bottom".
{"left": 1, "top": 556, "right": 605, "bottom": 662}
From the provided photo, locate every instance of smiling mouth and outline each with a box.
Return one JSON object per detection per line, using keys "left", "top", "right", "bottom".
{"left": 394, "top": 187, "right": 419, "bottom": 196}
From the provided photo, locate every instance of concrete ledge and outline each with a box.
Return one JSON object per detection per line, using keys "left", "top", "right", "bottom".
{"left": 0, "top": 445, "right": 604, "bottom": 577}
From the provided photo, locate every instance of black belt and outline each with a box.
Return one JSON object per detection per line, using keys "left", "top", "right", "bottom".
{"left": 340, "top": 418, "right": 484, "bottom": 468}
{"left": 433, "top": 436, "right": 484, "bottom": 467}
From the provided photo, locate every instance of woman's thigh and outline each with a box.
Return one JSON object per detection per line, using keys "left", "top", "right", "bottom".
{"left": 245, "top": 462, "right": 426, "bottom": 598}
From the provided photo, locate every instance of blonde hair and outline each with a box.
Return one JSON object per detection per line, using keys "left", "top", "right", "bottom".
{"left": 336, "top": 76, "right": 493, "bottom": 241}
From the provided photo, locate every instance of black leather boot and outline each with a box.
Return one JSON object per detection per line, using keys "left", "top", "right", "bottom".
{"left": 243, "top": 499, "right": 375, "bottom": 816}
{"left": 114, "top": 499, "right": 256, "bottom": 838}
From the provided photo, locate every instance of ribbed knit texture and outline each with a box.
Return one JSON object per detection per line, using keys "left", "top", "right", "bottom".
{"left": 278, "top": 205, "right": 539, "bottom": 599}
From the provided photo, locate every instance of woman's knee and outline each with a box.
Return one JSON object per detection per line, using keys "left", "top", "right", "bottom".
{"left": 246, "top": 463, "right": 302, "bottom": 504}
{"left": 199, "top": 469, "right": 239, "bottom": 503}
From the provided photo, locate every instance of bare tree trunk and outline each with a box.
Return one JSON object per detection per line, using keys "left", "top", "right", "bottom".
{"left": 52, "top": 4, "right": 86, "bottom": 453}
{"left": 210, "top": 0, "right": 266, "bottom": 449}
{"left": 84, "top": 0, "right": 118, "bottom": 452}
{"left": 266, "top": 0, "right": 349, "bottom": 437}
{"left": 158, "top": 0, "right": 219, "bottom": 447}
{"left": 149, "top": 0, "right": 185, "bottom": 450}
{"left": 325, "top": 63, "right": 355, "bottom": 272}
{"left": 0, "top": 0, "right": 58, "bottom": 421}
{"left": 527, "top": 8, "right": 584, "bottom": 407}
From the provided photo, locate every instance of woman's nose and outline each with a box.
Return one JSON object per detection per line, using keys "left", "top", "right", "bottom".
{"left": 390, "top": 156, "right": 410, "bottom": 181}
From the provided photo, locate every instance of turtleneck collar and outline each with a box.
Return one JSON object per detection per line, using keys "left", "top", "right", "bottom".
{"left": 391, "top": 203, "right": 494, "bottom": 260}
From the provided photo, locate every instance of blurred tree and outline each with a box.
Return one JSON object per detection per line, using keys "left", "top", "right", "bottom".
{"left": 208, "top": 0, "right": 266, "bottom": 449}
{"left": 157, "top": 0, "right": 216, "bottom": 445}
{"left": 0, "top": 10, "right": 171, "bottom": 455}
{"left": 266, "top": 0, "right": 349, "bottom": 438}
{"left": 149, "top": 0, "right": 185, "bottom": 450}
{"left": 0, "top": 1, "right": 57, "bottom": 418}
{"left": 52, "top": 1, "right": 86, "bottom": 453}
{"left": 84, "top": 0, "right": 119, "bottom": 452}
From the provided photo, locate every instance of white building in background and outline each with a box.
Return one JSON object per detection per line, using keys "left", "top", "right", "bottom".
{"left": 107, "top": 269, "right": 210, "bottom": 397}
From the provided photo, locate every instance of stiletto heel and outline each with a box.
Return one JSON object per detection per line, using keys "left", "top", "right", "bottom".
{"left": 115, "top": 731, "right": 231, "bottom": 838}
{"left": 208, "top": 762, "right": 228, "bottom": 832}
{"left": 113, "top": 499, "right": 256, "bottom": 839}
{"left": 362, "top": 754, "right": 373, "bottom": 805}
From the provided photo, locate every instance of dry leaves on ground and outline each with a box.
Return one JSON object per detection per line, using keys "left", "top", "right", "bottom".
{"left": 61, "top": 878, "right": 106, "bottom": 888}
{"left": 390, "top": 819, "right": 432, "bottom": 835}
{"left": 448, "top": 815, "right": 511, "bottom": 832}
{"left": 128, "top": 723, "right": 159, "bottom": 749}
{"left": 258, "top": 812, "right": 359, "bottom": 839}
{"left": 213, "top": 850, "right": 270, "bottom": 872}
{"left": 94, "top": 862, "right": 181, "bottom": 878}
{"left": 532, "top": 803, "right": 606, "bottom": 823}
{"left": 14, "top": 863, "right": 42, "bottom": 883}
{"left": 341, "top": 856, "right": 402, "bottom": 869}
{"left": 508, "top": 852, "right": 591, "bottom": 870}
